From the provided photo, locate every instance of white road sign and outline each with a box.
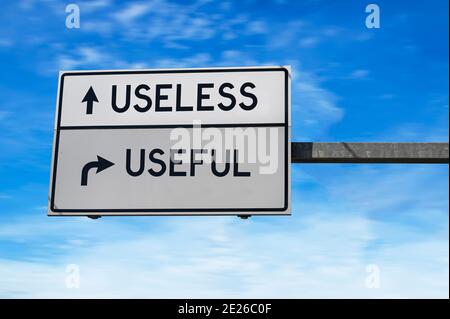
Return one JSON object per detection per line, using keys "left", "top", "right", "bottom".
{"left": 48, "top": 66, "right": 291, "bottom": 216}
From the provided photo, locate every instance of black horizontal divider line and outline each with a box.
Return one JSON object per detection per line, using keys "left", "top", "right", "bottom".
{"left": 57, "top": 123, "right": 288, "bottom": 130}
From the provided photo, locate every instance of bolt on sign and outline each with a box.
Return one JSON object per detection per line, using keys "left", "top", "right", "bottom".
{"left": 48, "top": 66, "right": 291, "bottom": 216}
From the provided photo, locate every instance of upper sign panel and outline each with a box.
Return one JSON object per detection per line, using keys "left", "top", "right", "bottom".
{"left": 58, "top": 67, "right": 289, "bottom": 127}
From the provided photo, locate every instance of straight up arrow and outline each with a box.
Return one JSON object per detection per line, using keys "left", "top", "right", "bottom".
{"left": 82, "top": 86, "right": 99, "bottom": 114}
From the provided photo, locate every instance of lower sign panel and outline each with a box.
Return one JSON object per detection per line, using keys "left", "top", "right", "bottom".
{"left": 49, "top": 127, "right": 290, "bottom": 215}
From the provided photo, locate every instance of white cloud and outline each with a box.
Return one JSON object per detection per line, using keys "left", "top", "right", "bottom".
{"left": 113, "top": 2, "right": 152, "bottom": 24}
{"left": 55, "top": 46, "right": 151, "bottom": 71}
{"left": 218, "top": 50, "right": 259, "bottom": 67}
{"left": 348, "top": 69, "right": 370, "bottom": 79}
{"left": 82, "top": 21, "right": 114, "bottom": 35}
{"left": 246, "top": 21, "right": 268, "bottom": 35}
{"left": 268, "top": 20, "right": 305, "bottom": 48}
{"left": 155, "top": 53, "right": 212, "bottom": 68}
{"left": 0, "top": 215, "right": 370, "bottom": 298}
{"left": 299, "top": 36, "right": 320, "bottom": 48}
{"left": 0, "top": 92, "right": 54, "bottom": 168}
{"left": 0, "top": 211, "right": 447, "bottom": 298}
{"left": 80, "top": 0, "right": 111, "bottom": 13}
{"left": 291, "top": 67, "right": 344, "bottom": 139}
{"left": 102, "top": 0, "right": 219, "bottom": 43}
{"left": 0, "top": 166, "right": 447, "bottom": 298}
{"left": 77, "top": 0, "right": 252, "bottom": 46}
{"left": 57, "top": 47, "right": 105, "bottom": 70}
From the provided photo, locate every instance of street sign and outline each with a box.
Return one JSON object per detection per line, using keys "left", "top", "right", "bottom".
{"left": 48, "top": 66, "right": 291, "bottom": 216}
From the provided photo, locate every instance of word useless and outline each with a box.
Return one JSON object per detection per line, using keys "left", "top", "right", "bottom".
{"left": 109, "top": 82, "right": 258, "bottom": 113}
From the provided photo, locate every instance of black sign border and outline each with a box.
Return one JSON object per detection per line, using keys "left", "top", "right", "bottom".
{"left": 50, "top": 67, "right": 290, "bottom": 215}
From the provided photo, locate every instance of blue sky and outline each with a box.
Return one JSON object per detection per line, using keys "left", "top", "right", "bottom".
{"left": 0, "top": 0, "right": 448, "bottom": 298}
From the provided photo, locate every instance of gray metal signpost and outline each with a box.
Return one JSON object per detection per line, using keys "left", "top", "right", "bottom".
{"left": 234, "top": 142, "right": 449, "bottom": 219}
{"left": 292, "top": 142, "right": 449, "bottom": 164}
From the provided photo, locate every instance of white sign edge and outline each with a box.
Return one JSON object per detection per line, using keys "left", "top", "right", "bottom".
{"left": 48, "top": 65, "right": 292, "bottom": 216}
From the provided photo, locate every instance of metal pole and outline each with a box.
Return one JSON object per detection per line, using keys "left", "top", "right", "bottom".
{"left": 292, "top": 142, "right": 449, "bottom": 164}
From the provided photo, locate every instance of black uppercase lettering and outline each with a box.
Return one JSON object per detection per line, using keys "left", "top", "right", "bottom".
{"left": 176, "top": 84, "right": 193, "bottom": 112}
{"left": 112, "top": 85, "right": 131, "bottom": 113}
{"left": 190, "top": 149, "right": 206, "bottom": 176}
{"left": 155, "top": 84, "right": 172, "bottom": 112}
{"left": 218, "top": 82, "right": 236, "bottom": 111}
{"left": 148, "top": 149, "right": 166, "bottom": 176}
{"left": 239, "top": 82, "right": 257, "bottom": 110}
{"left": 197, "top": 83, "right": 214, "bottom": 111}
{"left": 126, "top": 149, "right": 145, "bottom": 176}
{"left": 134, "top": 84, "right": 152, "bottom": 112}
{"left": 233, "top": 150, "right": 250, "bottom": 177}
{"left": 169, "top": 149, "right": 186, "bottom": 176}
{"left": 211, "top": 149, "right": 230, "bottom": 177}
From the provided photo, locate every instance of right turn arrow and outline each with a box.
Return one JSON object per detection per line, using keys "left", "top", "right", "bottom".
{"left": 82, "top": 86, "right": 99, "bottom": 114}
{"left": 81, "top": 155, "right": 114, "bottom": 186}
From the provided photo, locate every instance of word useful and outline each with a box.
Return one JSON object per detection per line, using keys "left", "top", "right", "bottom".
{"left": 109, "top": 82, "right": 258, "bottom": 113}
{"left": 126, "top": 148, "right": 251, "bottom": 177}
